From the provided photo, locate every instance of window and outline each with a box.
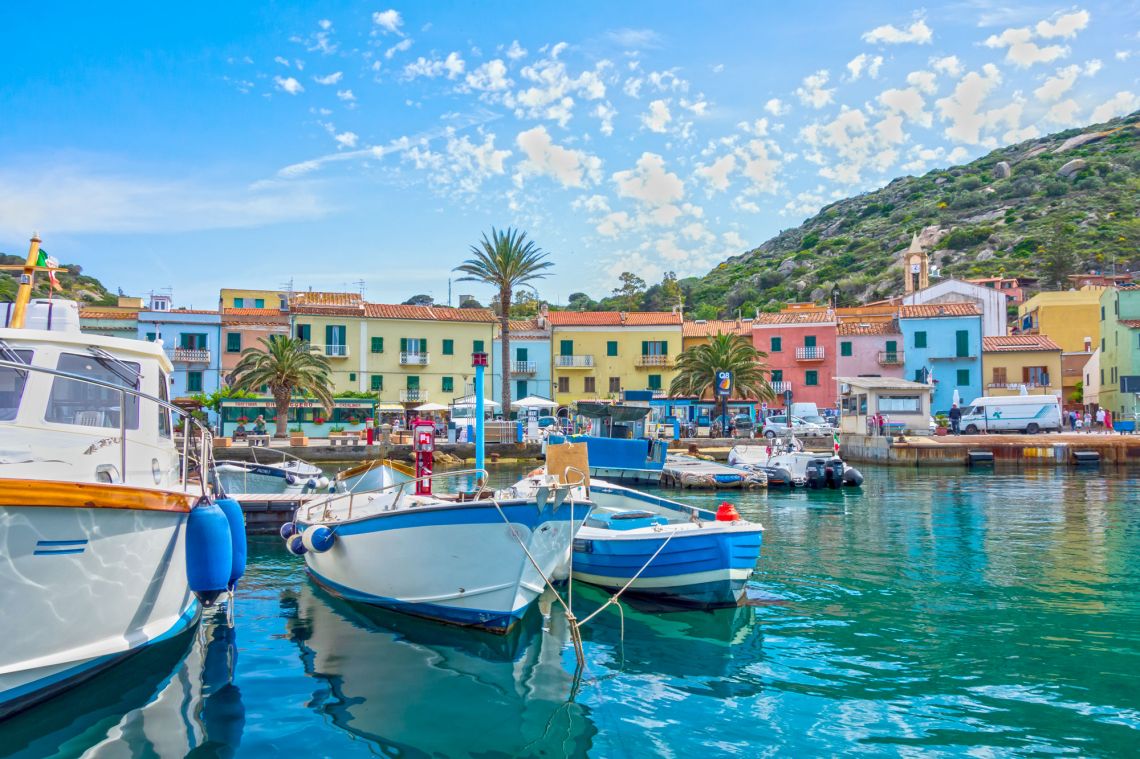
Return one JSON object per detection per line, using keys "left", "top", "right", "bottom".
{"left": 558, "top": 376, "right": 570, "bottom": 393}
{"left": 914, "top": 369, "right": 926, "bottom": 382}
{"left": 1100, "top": 369, "right": 1104, "bottom": 384}
{"left": 914, "top": 331, "right": 927, "bottom": 348}
{"left": 187, "top": 371, "right": 203, "bottom": 392}
{"left": 0, "top": 349, "right": 33, "bottom": 421}
{"left": 1102, "top": 338, "right": 1105, "bottom": 352}
{"left": 805, "top": 370, "right": 818, "bottom": 386}
{"left": 296, "top": 324, "right": 311, "bottom": 342}
{"left": 770, "top": 336, "right": 782, "bottom": 352}
{"left": 559, "top": 339, "right": 574, "bottom": 356}
{"left": 180, "top": 333, "right": 208, "bottom": 350}
{"left": 584, "top": 376, "right": 596, "bottom": 393}
{"left": 158, "top": 371, "right": 171, "bottom": 438}
{"left": 609, "top": 377, "right": 621, "bottom": 392}
{"left": 840, "top": 341, "right": 852, "bottom": 357}
{"left": 145, "top": 332, "right": 157, "bottom": 342}
{"left": 401, "top": 338, "right": 427, "bottom": 355}
{"left": 371, "top": 337, "right": 384, "bottom": 353}
{"left": 1024, "top": 366, "right": 1048, "bottom": 385}
{"left": 233, "top": 297, "right": 244, "bottom": 308}
{"left": 878, "top": 395, "right": 920, "bottom": 413}
{"left": 473, "top": 340, "right": 485, "bottom": 353}
{"left": 442, "top": 376, "right": 454, "bottom": 392}
{"left": 325, "top": 325, "right": 347, "bottom": 355}
{"left": 406, "top": 375, "right": 420, "bottom": 390}
{"left": 642, "top": 340, "right": 668, "bottom": 355}
{"left": 956, "top": 369, "right": 970, "bottom": 386}
{"left": 771, "top": 369, "right": 783, "bottom": 382}
{"left": 254, "top": 298, "right": 265, "bottom": 309}
{"left": 442, "top": 339, "right": 454, "bottom": 355}
{"left": 992, "top": 367, "right": 1007, "bottom": 385}
{"left": 1101, "top": 306, "right": 1105, "bottom": 321}
{"left": 648, "top": 374, "right": 662, "bottom": 390}
{"left": 955, "top": 330, "right": 970, "bottom": 357}
{"left": 226, "top": 332, "right": 241, "bottom": 353}
{"left": 371, "top": 375, "right": 383, "bottom": 391}
{"left": 607, "top": 340, "right": 618, "bottom": 356}
{"left": 885, "top": 340, "right": 898, "bottom": 355}
{"left": 515, "top": 380, "right": 527, "bottom": 398}
{"left": 516, "top": 347, "right": 528, "bottom": 361}
{"left": 804, "top": 335, "right": 816, "bottom": 348}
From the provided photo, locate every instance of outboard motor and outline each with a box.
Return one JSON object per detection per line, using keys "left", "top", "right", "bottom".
{"left": 805, "top": 458, "right": 827, "bottom": 489}
{"left": 842, "top": 466, "right": 865, "bottom": 487}
{"left": 824, "top": 457, "right": 845, "bottom": 489}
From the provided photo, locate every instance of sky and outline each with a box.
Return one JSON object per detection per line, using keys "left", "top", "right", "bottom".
{"left": 1, "top": 2, "right": 1137, "bottom": 308}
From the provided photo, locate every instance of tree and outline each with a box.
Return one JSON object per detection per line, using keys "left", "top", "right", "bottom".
{"left": 1040, "top": 221, "right": 1080, "bottom": 290}
{"left": 660, "top": 271, "right": 684, "bottom": 309}
{"left": 567, "top": 291, "right": 596, "bottom": 311}
{"left": 229, "top": 335, "right": 334, "bottom": 439}
{"left": 188, "top": 385, "right": 257, "bottom": 414}
{"left": 403, "top": 293, "right": 434, "bottom": 306}
{"left": 612, "top": 271, "right": 646, "bottom": 311}
{"left": 454, "top": 227, "right": 553, "bottom": 418}
{"left": 458, "top": 295, "right": 483, "bottom": 309}
{"left": 670, "top": 333, "right": 775, "bottom": 435}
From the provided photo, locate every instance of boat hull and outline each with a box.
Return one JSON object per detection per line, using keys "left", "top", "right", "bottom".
{"left": 299, "top": 500, "right": 589, "bottom": 633}
{"left": 589, "top": 465, "right": 663, "bottom": 485}
{"left": 0, "top": 501, "right": 200, "bottom": 718}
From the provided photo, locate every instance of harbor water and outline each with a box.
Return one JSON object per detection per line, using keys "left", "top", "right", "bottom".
{"left": 3, "top": 464, "right": 1139, "bottom": 757}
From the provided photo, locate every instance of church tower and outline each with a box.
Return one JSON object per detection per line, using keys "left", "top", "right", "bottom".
{"left": 902, "top": 232, "right": 929, "bottom": 294}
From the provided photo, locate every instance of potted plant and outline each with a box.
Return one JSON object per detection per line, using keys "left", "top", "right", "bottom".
{"left": 934, "top": 413, "right": 950, "bottom": 436}
{"left": 313, "top": 416, "right": 326, "bottom": 426}
{"left": 236, "top": 415, "right": 249, "bottom": 425}
{"left": 289, "top": 424, "right": 308, "bottom": 446}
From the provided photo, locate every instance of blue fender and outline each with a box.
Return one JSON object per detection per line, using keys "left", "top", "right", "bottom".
{"left": 186, "top": 499, "right": 233, "bottom": 607}
{"left": 215, "top": 497, "right": 247, "bottom": 590}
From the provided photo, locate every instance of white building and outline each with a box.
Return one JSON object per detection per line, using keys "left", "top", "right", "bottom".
{"left": 902, "top": 278, "right": 1008, "bottom": 337}
{"left": 1083, "top": 348, "right": 1100, "bottom": 408}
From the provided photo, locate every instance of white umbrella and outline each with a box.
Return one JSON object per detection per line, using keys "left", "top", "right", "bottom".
{"left": 513, "top": 395, "right": 558, "bottom": 409}
{"left": 451, "top": 394, "right": 501, "bottom": 408}
{"left": 414, "top": 402, "right": 449, "bottom": 412}
{"left": 952, "top": 388, "right": 961, "bottom": 407}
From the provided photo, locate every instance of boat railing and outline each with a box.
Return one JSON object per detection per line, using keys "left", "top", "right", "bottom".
{"left": 0, "top": 358, "right": 213, "bottom": 497}
{"left": 304, "top": 467, "right": 491, "bottom": 522}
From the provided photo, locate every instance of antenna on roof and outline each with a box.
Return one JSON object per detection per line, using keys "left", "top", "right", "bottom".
{"left": 354, "top": 279, "right": 366, "bottom": 297}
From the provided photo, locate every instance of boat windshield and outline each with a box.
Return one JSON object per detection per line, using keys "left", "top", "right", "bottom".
{"left": 0, "top": 350, "right": 33, "bottom": 421}
{"left": 46, "top": 352, "right": 141, "bottom": 430}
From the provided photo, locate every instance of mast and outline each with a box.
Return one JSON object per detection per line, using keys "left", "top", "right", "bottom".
{"left": 9, "top": 235, "right": 42, "bottom": 329}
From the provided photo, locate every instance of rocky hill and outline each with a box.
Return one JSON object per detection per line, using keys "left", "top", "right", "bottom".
{"left": 0, "top": 252, "right": 118, "bottom": 306}
{"left": 683, "top": 111, "right": 1140, "bottom": 318}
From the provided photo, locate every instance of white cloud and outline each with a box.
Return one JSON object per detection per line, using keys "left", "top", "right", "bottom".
{"left": 318, "top": 19, "right": 332, "bottom": 30}
{"left": 1090, "top": 91, "right": 1140, "bottom": 123}
{"left": 1034, "top": 64, "right": 1080, "bottom": 102}
{"left": 1115, "top": 51, "right": 1132, "bottom": 62}
{"left": 612, "top": 152, "right": 684, "bottom": 217}
{"left": 623, "top": 77, "right": 643, "bottom": 98}
{"left": 515, "top": 125, "right": 601, "bottom": 188}
{"left": 1036, "top": 10, "right": 1090, "bottom": 39}
{"left": 506, "top": 40, "right": 527, "bottom": 60}
{"left": 795, "top": 70, "right": 835, "bottom": 109}
{"left": 1044, "top": 98, "right": 1081, "bottom": 125}
{"left": 403, "top": 52, "right": 466, "bottom": 80}
{"left": 764, "top": 97, "right": 789, "bottom": 116}
{"left": 274, "top": 76, "right": 304, "bottom": 95}
{"left": 934, "top": 64, "right": 1002, "bottom": 143}
{"left": 800, "top": 107, "right": 895, "bottom": 185}
{"left": 879, "top": 86, "right": 933, "bottom": 126}
{"left": 336, "top": 89, "right": 356, "bottom": 102}
{"left": 465, "top": 59, "right": 511, "bottom": 91}
{"left": 862, "top": 19, "right": 933, "bottom": 45}
{"left": 372, "top": 10, "right": 404, "bottom": 35}
{"left": 334, "top": 131, "right": 358, "bottom": 148}
{"left": 647, "top": 69, "right": 688, "bottom": 93}
{"left": 846, "top": 54, "right": 884, "bottom": 80}
{"left": 1084, "top": 59, "right": 1102, "bottom": 76}
{"left": 605, "top": 28, "right": 662, "bottom": 49}
{"left": 782, "top": 186, "right": 828, "bottom": 217}
{"left": 931, "top": 55, "right": 962, "bottom": 77}
{"left": 313, "top": 71, "right": 343, "bottom": 86}
{"left": 984, "top": 26, "right": 1067, "bottom": 67}
{"left": 694, "top": 154, "right": 736, "bottom": 193}
{"left": 506, "top": 58, "right": 610, "bottom": 127}
{"left": 385, "top": 38, "right": 413, "bottom": 59}
{"left": 550, "top": 42, "right": 569, "bottom": 59}
{"left": 596, "top": 211, "right": 633, "bottom": 237}
{"left": 573, "top": 194, "right": 610, "bottom": 213}
{"left": 737, "top": 139, "right": 783, "bottom": 193}
{"left": 274, "top": 56, "right": 290, "bottom": 67}
{"left": 642, "top": 99, "right": 672, "bottom": 132}
{"left": 906, "top": 70, "right": 938, "bottom": 94}
{"left": 592, "top": 102, "right": 617, "bottom": 136}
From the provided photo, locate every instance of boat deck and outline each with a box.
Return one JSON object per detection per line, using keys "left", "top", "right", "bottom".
{"left": 661, "top": 455, "right": 766, "bottom": 489}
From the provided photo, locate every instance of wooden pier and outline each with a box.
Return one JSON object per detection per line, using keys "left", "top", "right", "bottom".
{"left": 661, "top": 455, "right": 767, "bottom": 489}
{"left": 230, "top": 494, "right": 317, "bottom": 533}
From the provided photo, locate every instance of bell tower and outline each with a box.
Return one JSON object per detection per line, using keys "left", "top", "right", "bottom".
{"left": 902, "top": 232, "right": 929, "bottom": 294}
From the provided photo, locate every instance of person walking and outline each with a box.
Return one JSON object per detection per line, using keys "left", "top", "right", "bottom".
{"left": 1084, "top": 411, "right": 1092, "bottom": 433}
{"left": 948, "top": 403, "right": 962, "bottom": 436}
{"left": 1068, "top": 409, "right": 1077, "bottom": 432}
{"left": 1106, "top": 409, "right": 1113, "bottom": 433}
{"left": 1096, "top": 407, "right": 1106, "bottom": 432}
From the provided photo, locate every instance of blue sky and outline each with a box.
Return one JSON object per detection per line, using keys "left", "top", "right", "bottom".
{"left": 1, "top": 2, "right": 1137, "bottom": 308}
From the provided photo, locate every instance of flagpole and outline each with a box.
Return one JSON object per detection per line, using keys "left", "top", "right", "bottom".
{"left": 9, "top": 235, "right": 42, "bottom": 329}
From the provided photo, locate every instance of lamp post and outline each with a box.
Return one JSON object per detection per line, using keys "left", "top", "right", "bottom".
{"left": 472, "top": 352, "right": 488, "bottom": 482}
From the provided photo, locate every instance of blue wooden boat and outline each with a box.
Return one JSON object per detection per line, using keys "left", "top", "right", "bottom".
{"left": 548, "top": 402, "right": 667, "bottom": 485}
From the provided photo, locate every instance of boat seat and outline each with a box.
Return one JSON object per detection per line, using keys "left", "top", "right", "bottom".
{"left": 585, "top": 510, "right": 668, "bottom": 531}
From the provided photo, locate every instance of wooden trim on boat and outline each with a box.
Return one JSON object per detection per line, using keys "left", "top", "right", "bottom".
{"left": 0, "top": 479, "right": 197, "bottom": 513}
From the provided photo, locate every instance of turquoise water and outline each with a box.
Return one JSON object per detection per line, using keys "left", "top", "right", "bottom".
{"left": 3, "top": 465, "right": 1140, "bottom": 757}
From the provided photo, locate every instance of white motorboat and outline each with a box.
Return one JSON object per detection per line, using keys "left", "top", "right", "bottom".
{"left": 215, "top": 450, "right": 325, "bottom": 494}
{"left": 0, "top": 251, "right": 241, "bottom": 718}
{"left": 287, "top": 469, "right": 591, "bottom": 632}
{"left": 728, "top": 440, "right": 864, "bottom": 489}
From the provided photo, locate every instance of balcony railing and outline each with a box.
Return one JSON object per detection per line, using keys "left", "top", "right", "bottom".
{"left": 400, "top": 352, "right": 430, "bottom": 366}
{"left": 770, "top": 380, "right": 792, "bottom": 394}
{"left": 323, "top": 344, "right": 349, "bottom": 358}
{"left": 650, "top": 388, "right": 667, "bottom": 398}
{"left": 169, "top": 347, "right": 211, "bottom": 363}
{"left": 795, "top": 346, "right": 825, "bottom": 361}
{"left": 400, "top": 389, "right": 429, "bottom": 402}
{"left": 877, "top": 351, "right": 904, "bottom": 366}
{"left": 510, "top": 360, "right": 537, "bottom": 375}
{"left": 986, "top": 382, "right": 1052, "bottom": 390}
{"left": 636, "top": 354, "right": 674, "bottom": 368}
{"left": 555, "top": 355, "right": 594, "bottom": 368}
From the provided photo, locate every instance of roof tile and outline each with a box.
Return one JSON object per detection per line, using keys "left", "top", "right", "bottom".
{"left": 753, "top": 310, "right": 836, "bottom": 325}
{"left": 898, "top": 303, "right": 981, "bottom": 318}
{"left": 682, "top": 319, "right": 752, "bottom": 337}
{"left": 837, "top": 320, "right": 900, "bottom": 336}
{"left": 982, "top": 335, "right": 1062, "bottom": 352}
{"left": 79, "top": 310, "right": 137, "bottom": 320}
{"left": 546, "top": 311, "right": 682, "bottom": 326}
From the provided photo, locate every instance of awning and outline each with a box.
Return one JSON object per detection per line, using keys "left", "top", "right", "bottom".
{"left": 514, "top": 395, "right": 558, "bottom": 409}
{"left": 375, "top": 403, "right": 405, "bottom": 412}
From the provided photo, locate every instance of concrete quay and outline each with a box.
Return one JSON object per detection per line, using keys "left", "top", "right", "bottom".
{"left": 839, "top": 432, "right": 1140, "bottom": 467}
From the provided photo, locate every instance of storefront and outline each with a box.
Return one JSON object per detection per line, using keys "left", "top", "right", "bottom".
{"left": 218, "top": 397, "right": 378, "bottom": 437}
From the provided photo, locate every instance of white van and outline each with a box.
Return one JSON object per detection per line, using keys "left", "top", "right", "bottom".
{"left": 959, "top": 395, "right": 1063, "bottom": 434}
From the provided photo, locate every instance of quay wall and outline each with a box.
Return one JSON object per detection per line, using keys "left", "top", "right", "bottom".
{"left": 839, "top": 434, "right": 1140, "bottom": 467}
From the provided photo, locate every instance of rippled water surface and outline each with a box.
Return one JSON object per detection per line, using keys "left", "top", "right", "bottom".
{"left": 3, "top": 465, "right": 1139, "bottom": 757}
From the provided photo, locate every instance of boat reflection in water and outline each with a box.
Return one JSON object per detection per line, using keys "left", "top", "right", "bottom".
{"left": 0, "top": 612, "right": 245, "bottom": 758}
{"left": 287, "top": 581, "right": 597, "bottom": 757}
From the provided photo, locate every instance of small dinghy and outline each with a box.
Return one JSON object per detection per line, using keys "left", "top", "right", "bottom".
{"left": 215, "top": 450, "right": 324, "bottom": 493}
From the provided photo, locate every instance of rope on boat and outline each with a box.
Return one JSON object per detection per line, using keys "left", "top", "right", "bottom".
{"left": 574, "top": 528, "right": 679, "bottom": 628}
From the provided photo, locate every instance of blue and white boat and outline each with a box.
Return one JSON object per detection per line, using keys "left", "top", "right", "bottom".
{"left": 507, "top": 471, "right": 763, "bottom": 608}
{"left": 290, "top": 471, "right": 591, "bottom": 633}
{"left": 548, "top": 401, "right": 668, "bottom": 485}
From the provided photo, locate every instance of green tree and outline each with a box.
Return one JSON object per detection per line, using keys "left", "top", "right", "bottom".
{"left": 229, "top": 335, "right": 334, "bottom": 439}
{"left": 670, "top": 333, "right": 774, "bottom": 435}
{"left": 188, "top": 385, "right": 256, "bottom": 414}
{"left": 567, "top": 291, "right": 596, "bottom": 310}
{"left": 1040, "top": 221, "right": 1080, "bottom": 289}
{"left": 660, "top": 271, "right": 684, "bottom": 309}
{"left": 454, "top": 227, "right": 553, "bottom": 418}
{"left": 612, "top": 271, "right": 647, "bottom": 311}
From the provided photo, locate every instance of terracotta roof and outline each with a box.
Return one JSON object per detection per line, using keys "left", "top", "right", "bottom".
{"left": 222, "top": 308, "right": 289, "bottom": 326}
{"left": 546, "top": 311, "right": 682, "bottom": 326}
{"left": 223, "top": 307, "right": 284, "bottom": 316}
{"left": 898, "top": 303, "right": 981, "bottom": 318}
{"left": 682, "top": 319, "right": 752, "bottom": 337}
{"left": 837, "top": 320, "right": 900, "bottom": 336}
{"left": 79, "top": 310, "right": 137, "bottom": 320}
{"left": 753, "top": 310, "right": 836, "bottom": 325}
{"left": 982, "top": 335, "right": 1061, "bottom": 352}
{"left": 362, "top": 303, "right": 498, "bottom": 323}
{"left": 289, "top": 291, "right": 363, "bottom": 307}
{"left": 140, "top": 309, "right": 220, "bottom": 316}
{"left": 1120, "top": 320, "right": 1140, "bottom": 329}
{"left": 290, "top": 304, "right": 363, "bottom": 316}
{"left": 508, "top": 318, "right": 538, "bottom": 331}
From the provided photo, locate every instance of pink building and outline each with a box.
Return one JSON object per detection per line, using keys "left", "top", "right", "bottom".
{"left": 752, "top": 310, "right": 838, "bottom": 409}
{"left": 835, "top": 320, "right": 905, "bottom": 379}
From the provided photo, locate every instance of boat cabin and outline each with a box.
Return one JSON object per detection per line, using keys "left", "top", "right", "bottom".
{"left": 836, "top": 376, "right": 933, "bottom": 436}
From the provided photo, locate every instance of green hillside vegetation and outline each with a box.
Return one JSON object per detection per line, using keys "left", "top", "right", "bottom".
{"left": 579, "top": 111, "right": 1139, "bottom": 319}
{"left": 0, "top": 253, "right": 118, "bottom": 306}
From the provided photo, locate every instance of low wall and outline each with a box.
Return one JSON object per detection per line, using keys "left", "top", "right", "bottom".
{"left": 840, "top": 433, "right": 1140, "bottom": 467}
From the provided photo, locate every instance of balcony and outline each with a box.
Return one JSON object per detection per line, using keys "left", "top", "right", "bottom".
{"left": 555, "top": 354, "right": 594, "bottom": 369}
{"left": 771, "top": 380, "right": 792, "bottom": 394}
{"left": 400, "top": 352, "right": 430, "bottom": 366}
{"left": 795, "top": 346, "right": 825, "bottom": 361}
{"left": 400, "top": 389, "right": 429, "bottom": 402}
{"left": 169, "top": 347, "right": 211, "bottom": 364}
{"left": 877, "top": 351, "right": 904, "bottom": 366}
{"left": 636, "top": 354, "right": 674, "bottom": 368}
{"left": 323, "top": 344, "right": 349, "bottom": 359}
{"left": 510, "top": 360, "right": 537, "bottom": 375}
{"left": 987, "top": 382, "right": 1053, "bottom": 391}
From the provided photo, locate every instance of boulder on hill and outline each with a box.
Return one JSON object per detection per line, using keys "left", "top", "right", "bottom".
{"left": 993, "top": 161, "right": 1011, "bottom": 179}
{"left": 1057, "top": 158, "right": 1088, "bottom": 178}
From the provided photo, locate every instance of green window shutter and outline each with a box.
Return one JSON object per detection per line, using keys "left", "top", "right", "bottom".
{"left": 648, "top": 374, "right": 662, "bottom": 390}
{"left": 661, "top": 340, "right": 668, "bottom": 355}
{"left": 442, "top": 339, "right": 454, "bottom": 355}
{"left": 956, "top": 330, "right": 969, "bottom": 357}
{"left": 517, "top": 347, "right": 528, "bottom": 361}
{"left": 442, "top": 376, "right": 454, "bottom": 392}
{"left": 641, "top": 340, "right": 649, "bottom": 356}
{"left": 254, "top": 298, "right": 265, "bottom": 309}
{"left": 474, "top": 340, "right": 485, "bottom": 353}
{"left": 187, "top": 371, "right": 203, "bottom": 392}
{"left": 233, "top": 298, "right": 244, "bottom": 308}
{"left": 297, "top": 324, "right": 310, "bottom": 342}
{"left": 804, "top": 335, "right": 816, "bottom": 348}
{"left": 770, "top": 336, "right": 782, "bottom": 352}
{"left": 915, "top": 331, "right": 927, "bottom": 348}
{"left": 371, "top": 337, "right": 383, "bottom": 353}
{"left": 406, "top": 375, "right": 419, "bottom": 389}
{"left": 956, "top": 369, "right": 970, "bottom": 386}
{"left": 516, "top": 380, "right": 527, "bottom": 398}
{"left": 914, "top": 369, "right": 924, "bottom": 382}
{"left": 805, "top": 370, "right": 818, "bottom": 386}
{"left": 607, "top": 341, "right": 618, "bottom": 356}
{"left": 349, "top": 372, "right": 356, "bottom": 382}
{"left": 840, "top": 341, "right": 852, "bottom": 356}
{"left": 421, "top": 338, "right": 427, "bottom": 352}
{"left": 226, "top": 332, "right": 241, "bottom": 353}
{"left": 560, "top": 340, "right": 573, "bottom": 356}
{"left": 886, "top": 340, "right": 897, "bottom": 353}
{"left": 146, "top": 332, "right": 157, "bottom": 342}
{"left": 771, "top": 370, "right": 782, "bottom": 382}
{"left": 400, "top": 338, "right": 408, "bottom": 352}
{"left": 371, "top": 375, "right": 382, "bottom": 391}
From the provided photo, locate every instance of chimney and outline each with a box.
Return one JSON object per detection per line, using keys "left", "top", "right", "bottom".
{"left": 620, "top": 312, "right": 628, "bottom": 323}
{"left": 537, "top": 303, "right": 549, "bottom": 329}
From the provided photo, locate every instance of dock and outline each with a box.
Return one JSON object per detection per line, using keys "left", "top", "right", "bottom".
{"left": 230, "top": 494, "right": 318, "bottom": 533}
{"left": 839, "top": 432, "right": 1140, "bottom": 467}
{"left": 662, "top": 455, "right": 767, "bottom": 489}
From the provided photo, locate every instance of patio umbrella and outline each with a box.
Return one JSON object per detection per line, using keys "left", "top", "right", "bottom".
{"left": 414, "top": 402, "right": 449, "bottom": 412}
{"left": 451, "top": 395, "right": 501, "bottom": 408}
{"left": 952, "top": 388, "right": 961, "bottom": 407}
{"left": 513, "top": 395, "right": 558, "bottom": 409}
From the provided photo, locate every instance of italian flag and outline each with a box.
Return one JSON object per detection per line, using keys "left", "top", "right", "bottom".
{"left": 35, "top": 250, "right": 62, "bottom": 291}
{"left": 833, "top": 429, "right": 841, "bottom": 454}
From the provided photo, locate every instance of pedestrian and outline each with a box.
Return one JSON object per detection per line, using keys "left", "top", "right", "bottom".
{"left": 1076, "top": 415, "right": 1083, "bottom": 431}
{"left": 1096, "top": 407, "right": 1106, "bottom": 432}
{"left": 1083, "top": 411, "right": 1092, "bottom": 433}
{"left": 1106, "top": 409, "right": 1113, "bottom": 433}
{"left": 1068, "top": 409, "right": 1077, "bottom": 432}
{"left": 948, "top": 403, "right": 962, "bottom": 436}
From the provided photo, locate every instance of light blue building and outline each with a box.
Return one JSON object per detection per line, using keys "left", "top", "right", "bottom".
{"left": 491, "top": 316, "right": 553, "bottom": 416}
{"left": 899, "top": 303, "right": 983, "bottom": 414}
{"left": 137, "top": 294, "right": 223, "bottom": 407}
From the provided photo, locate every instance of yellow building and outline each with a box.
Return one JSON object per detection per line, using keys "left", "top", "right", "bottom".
{"left": 219, "top": 288, "right": 291, "bottom": 311}
{"left": 1017, "top": 288, "right": 1103, "bottom": 353}
{"left": 981, "top": 335, "right": 1063, "bottom": 397}
{"left": 547, "top": 311, "right": 683, "bottom": 404}
{"left": 681, "top": 318, "right": 752, "bottom": 351}
{"left": 290, "top": 297, "right": 497, "bottom": 406}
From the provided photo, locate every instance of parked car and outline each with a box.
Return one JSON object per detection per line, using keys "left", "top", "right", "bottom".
{"left": 762, "top": 414, "right": 827, "bottom": 438}
{"left": 710, "top": 414, "right": 755, "bottom": 438}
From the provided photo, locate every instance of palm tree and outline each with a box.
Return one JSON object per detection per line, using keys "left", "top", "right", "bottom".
{"left": 454, "top": 227, "right": 553, "bottom": 418}
{"left": 229, "top": 335, "right": 334, "bottom": 439}
{"left": 670, "top": 333, "right": 775, "bottom": 435}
